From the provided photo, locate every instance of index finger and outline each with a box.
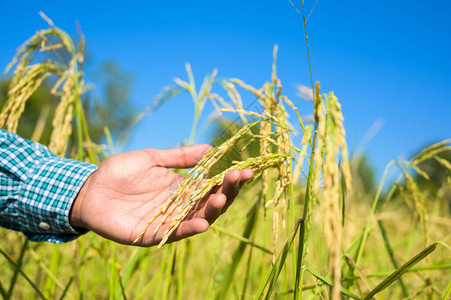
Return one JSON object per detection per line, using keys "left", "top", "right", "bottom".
{"left": 152, "top": 144, "right": 213, "bottom": 169}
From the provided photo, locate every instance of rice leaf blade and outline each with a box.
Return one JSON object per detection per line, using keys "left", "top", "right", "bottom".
{"left": 306, "top": 269, "right": 360, "bottom": 300}
{"left": 441, "top": 279, "right": 451, "bottom": 300}
{"left": 6, "top": 239, "right": 28, "bottom": 299}
{"left": 377, "top": 219, "right": 409, "bottom": 297}
{"left": 255, "top": 218, "right": 301, "bottom": 300}
{"left": 363, "top": 243, "right": 438, "bottom": 300}
{"left": 0, "top": 247, "right": 46, "bottom": 299}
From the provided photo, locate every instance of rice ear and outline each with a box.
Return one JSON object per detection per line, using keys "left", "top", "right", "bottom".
{"left": 1, "top": 14, "right": 84, "bottom": 158}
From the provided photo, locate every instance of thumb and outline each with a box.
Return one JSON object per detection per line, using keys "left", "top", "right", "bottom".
{"left": 154, "top": 144, "right": 212, "bottom": 169}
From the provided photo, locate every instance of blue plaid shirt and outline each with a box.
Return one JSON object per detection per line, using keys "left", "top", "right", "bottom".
{"left": 0, "top": 129, "right": 97, "bottom": 243}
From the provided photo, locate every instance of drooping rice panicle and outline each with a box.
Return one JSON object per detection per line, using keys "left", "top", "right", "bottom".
{"left": 412, "top": 139, "right": 451, "bottom": 164}
{"left": 150, "top": 112, "right": 286, "bottom": 237}
{"left": 0, "top": 66, "right": 56, "bottom": 132}
{"left": 157, "top": 153, "right": 290, "bottom": 248}
{"left": 0, "top": 13, "right": 85, "bottom": 158}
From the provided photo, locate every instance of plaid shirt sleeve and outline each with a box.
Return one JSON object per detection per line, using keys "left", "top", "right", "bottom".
{"left": 0, "top": 129, "right": 97, "bottom": 243}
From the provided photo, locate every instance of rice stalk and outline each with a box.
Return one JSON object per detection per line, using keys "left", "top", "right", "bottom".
{"left": 295, "top": 82, "right": 323, "bottom": 299}
{"left": 320, "top": 90, "right": 351, "bottom": 300}
{"left": 292, "top": 123, "right": 312, "bottom": 183}
{"left": 312, "top": 82, "right": 326, "bottom": 197}
{"left": 260, "top": 46, "right": 281, "bottom": 216}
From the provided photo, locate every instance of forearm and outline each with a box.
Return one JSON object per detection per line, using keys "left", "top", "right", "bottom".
{"left": 0, "top": 129, "right": 97, "bottom": 243}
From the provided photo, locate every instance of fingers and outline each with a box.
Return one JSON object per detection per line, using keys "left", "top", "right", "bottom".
{"left": 203, "top": 194, "right": 226, "bottom": 223}
{"left": 221, "top": 169, "right": 241, "bottom": 202}
{"left": 238, "top": 168, "right": 254, "bottom": 185}
{"left": 218, "top": 169, "right": 254, "bottom": 213}
{"left": 165, "top": 218, "right": 209, "bottom": 244}
{"left": 154, "top": 144, "right": 213, "bottom": 169}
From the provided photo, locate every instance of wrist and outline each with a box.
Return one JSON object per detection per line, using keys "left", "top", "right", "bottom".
{"left": 69, "top": 173, "right": 93, "bottom": 229}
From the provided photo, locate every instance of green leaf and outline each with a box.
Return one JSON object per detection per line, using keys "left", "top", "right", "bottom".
{"left": 0, "top": 280, "right": 7, "bottom": 299}
{"left": 256, "top": 218, "right": 302, "bottom": 300}
{"left": 441, "top": 279, "right": 451, "bottom": 300}
{"left": 363, "top": 243, "right": 438, "bottom": 300}
{"left": 0, "top": 247, "right": 45, "bottom": 299}
{"left": 307, "top": 269, "right": 360, "bottom": 300}
{"left": 377, "top": 219, "right": 408, "bottom": 297}
{"left": 7, "top": 239, "right": 28, "bottom": 299}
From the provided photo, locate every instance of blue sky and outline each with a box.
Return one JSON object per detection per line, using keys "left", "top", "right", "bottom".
{"left": 1, "top": 0, "right": 450, "bottom": 178}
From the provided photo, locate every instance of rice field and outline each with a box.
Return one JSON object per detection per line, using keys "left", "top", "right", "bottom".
{"left": 0, "top": 11, "right": 450, "bottom": 300}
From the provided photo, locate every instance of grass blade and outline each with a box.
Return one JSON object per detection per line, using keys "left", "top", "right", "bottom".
{"left": 363, "top": 243, "right": 438, "bottom": 300}
{"left": 6, "top": 239, "right": 28, "bottom": 299}
{"left": 294, "top": 218, "right": 305, "bottom": 299}
{"left": 256, "top": 218, "right": 302, "bottom": 300}
{"left": 377, "top": 219, "right": 409, "bottom": 297}
{"left": 28, "top": 248, "right": 73, "bottom": 298}
{"left": 0, "top": 280, "right": 7, "bottom": 299}
{"left": 0, "top": 247, "right": 45, "bottom": 299}
{"left": 307, "top": 269, "right": 360, "bottom": 300}
{"left": 118, "top": 273, "right": 128, "bottom": 300}
{"left": 441, "top": 279, "right": 451, "bottom": 300}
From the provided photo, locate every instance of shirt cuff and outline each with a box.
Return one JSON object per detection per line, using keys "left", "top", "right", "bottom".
{"left": 17, "top": 156, "right": 97, "bottom": 243}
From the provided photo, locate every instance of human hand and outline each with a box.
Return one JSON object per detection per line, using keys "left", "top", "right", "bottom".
{"left": 69, "top": 144, "right": 253, "bottom": 246}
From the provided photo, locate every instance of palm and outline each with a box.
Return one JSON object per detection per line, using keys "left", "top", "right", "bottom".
{"left": 71, "top": 145, "right": 253, "bottom": 247}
